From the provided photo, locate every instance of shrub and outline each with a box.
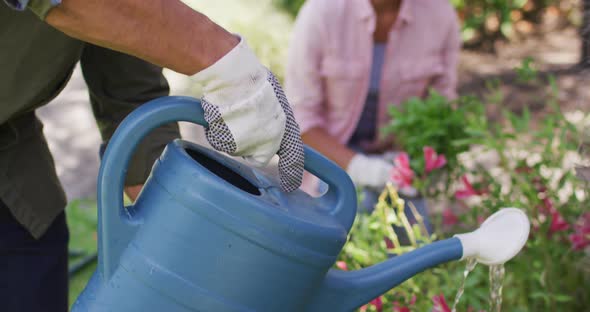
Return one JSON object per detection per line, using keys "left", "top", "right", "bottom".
{"left": 335, "top": 60, "right": 590, "bottom": 311}
{"left": 275, "top": 0, "right": 578, "bottom": 49}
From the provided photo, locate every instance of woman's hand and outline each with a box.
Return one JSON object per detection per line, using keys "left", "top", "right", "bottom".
{"left": 346, "top": 154, "right": 393, "bottom": 190}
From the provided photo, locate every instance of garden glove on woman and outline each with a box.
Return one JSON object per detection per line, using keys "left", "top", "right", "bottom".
{"left": 346, "top": 154, "right": 393, "bottom": 191}
{"left": 347, "top": 153, "right": 418, "bottom": 196}
{"left": 191, "top": 37, "right": 304, "bottom": 192}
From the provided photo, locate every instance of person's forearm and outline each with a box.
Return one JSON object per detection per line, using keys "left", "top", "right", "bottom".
{"left": 46, "top": 0, "right": 238, "bottom": 75}
{"left": 302, "top": 127, "right": 356, "bottom": 169}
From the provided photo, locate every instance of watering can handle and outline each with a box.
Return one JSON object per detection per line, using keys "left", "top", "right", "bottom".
{"left": 97, "top": 96, "right": 356, "bottom": 280}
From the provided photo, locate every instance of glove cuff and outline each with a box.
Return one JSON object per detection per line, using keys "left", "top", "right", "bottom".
{"left": 346, "top": 154, "right": 368, "bottom": 177}
{"left": 190, "top": 35, "right": 267, "bottom": 104}
{"left": 347, "top": 154, "right": 393, "bottom": 189}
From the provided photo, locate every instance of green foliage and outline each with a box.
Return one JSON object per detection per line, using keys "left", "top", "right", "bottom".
{"left": 454, "top": 0, "right": 530, "bottom": 43}
{"left": 275, "top": 0, "right": 563, "bottom": 47}
{"left": 274, "top": 0, "right": 306, "bottom": 17}
{"left": 337, "top": 60, "right": 590, "bottom": 311}
{"left": 383, "top": 90, "right": 486, "bottom": 175}
{"left": 515, "top": 56, "right": 538, "bottom": 83}
{"left": 451, "top": 99, "right": 590, "bottom": 311}
{"left": 67, "top": 200, "right": 98, "bottom": 308}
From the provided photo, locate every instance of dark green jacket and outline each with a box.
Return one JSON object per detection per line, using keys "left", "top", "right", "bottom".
{"left": 1, "top": 2, "right": 180, "bottom": 238}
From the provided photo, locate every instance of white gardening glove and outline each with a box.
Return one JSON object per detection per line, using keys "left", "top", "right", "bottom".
{"left": 191, "top": 37, "right": 304, "bottom": 192}
{"left": 346, "top": 153, "right": 419, "bottom": 197}
{"left": 346, "top": 154, "right": 393, "bottom": 191}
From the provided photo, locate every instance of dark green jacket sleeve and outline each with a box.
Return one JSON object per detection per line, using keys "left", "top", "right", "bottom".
{"left": 80, "top": 44, "right": 180, "bottom": 186}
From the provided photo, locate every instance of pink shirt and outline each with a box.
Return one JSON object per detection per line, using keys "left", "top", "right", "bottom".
{"left": 285, "top": 0, "right": 460, "bottom": 193}
{"left": 286, "top": 0, "right": 460, "bottom": 142}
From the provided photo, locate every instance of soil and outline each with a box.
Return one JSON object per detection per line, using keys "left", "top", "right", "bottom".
{"left": 457, "top": 27, "right": 588, "bottom": 124}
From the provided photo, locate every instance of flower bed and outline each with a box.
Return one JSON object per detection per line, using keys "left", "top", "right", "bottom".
{"left": 336, "top": 62, "right": 590, "bottom": 311}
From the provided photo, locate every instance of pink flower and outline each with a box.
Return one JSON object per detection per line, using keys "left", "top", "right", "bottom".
{"left": 370, "top": 296, "right": 383, "bottom": 312}
{"left": 390, "top": 152, "right": 414, "bottom": 189}
{"left": 393, "top": 295, "right": 416, "bottom": 312}
{"left": 424, "top": 146, "right": 447, "bottom": 174}
{"left": 569, "top": 212, "right": 590, "bottom": 251}
{"left": 454, "top": 175, "right": 484, "bottom": 199}
{"left": 542, "top": 197, "right": 555, "bottom": 213}
{"left": 537, "top": 195, "right": 570, "bottom": 235}
{"left": 384, "top": 236, "right": 395, "bottom": 249}
{"left": 442, "top": 208, "right": 459, "bottom": 226}
{"left": 359, "top": 296, "right": 383, "bottom": 312}
{"left": 336, "top": 261, "right": 348, "bottom": 271}
{"left": 549, "top": 211, "right": 570, "bottom": 234}
{"left": 432, "top": 294, "right": 451, "bottom": 312}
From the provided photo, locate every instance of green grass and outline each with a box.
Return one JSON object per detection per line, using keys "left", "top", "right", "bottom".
{"left": 66, "top": 200, "right": 98, "bottom": 308}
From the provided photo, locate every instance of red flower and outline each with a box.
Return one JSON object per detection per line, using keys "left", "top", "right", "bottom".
{"left": 424, "top": 146, "right": 447, "bottom": 174}
{"left": 432, "top": 294, "right": 451, "bottom": 312}
{"left": 569, "top": 212, "right": 590, "bottom": 251}
{"left": 336, "top": 261, "right": 348, "bottom": 271}
{"left": 454, "top": 175, "right": 485, "bottom": 199}
{"left": 541, "top": 197, "right": 554, "bottom": 213}
{"left": 549, "top": 211, "right": 570, "bottom": 234}
{"left": 537, "top": 195, "right": 570, "bottom": 235}
{"left": 384, "top": 236, "right": 395, "bottom": 249}
{"left": 442, "top": 208, "right": 459, "bottom": 226}
{"left": 360, "top": 296, "right": 383, "bottom": 312}
{"left": 393, "top": 295, "right": 416, "bottom": 312}
{"left": 370, "top": 296, "right": 383, "bottom": 312}
{"left": 390, "top": 152, "right": 415, "bottom": 189}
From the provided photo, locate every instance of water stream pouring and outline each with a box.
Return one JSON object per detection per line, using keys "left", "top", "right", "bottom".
{"left": 72, "top": 96, "right": 530, "bottom": 312}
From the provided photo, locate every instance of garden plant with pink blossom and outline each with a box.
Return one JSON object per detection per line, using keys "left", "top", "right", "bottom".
{"left": 335, "top": 61, "right": 589, "bottom": 311}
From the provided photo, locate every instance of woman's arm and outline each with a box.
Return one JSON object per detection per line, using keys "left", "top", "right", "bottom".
{"left": 44, "top": 0, "right": 304, "bottom": 192}
{"left": 46, "top": 0, "right": 238, "bottom": 75}
{"left": 302, "top": 127, "right": 356, "bottom": 169}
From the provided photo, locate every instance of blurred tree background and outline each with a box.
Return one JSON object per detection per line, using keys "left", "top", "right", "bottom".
{"left": 582, "top": 0, "right": 589, "bottom": 66}
{"left": 276, "top": 0, "right": 584, "bottom": 60}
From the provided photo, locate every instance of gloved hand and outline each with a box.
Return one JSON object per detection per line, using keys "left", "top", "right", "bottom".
{"left": 191, "top": 37, "right": 304, "bottom": 192}
{"left": 346, "top": 154, "right": 393, "bottom": 191}
{"left": 347, "top": 153, "right": 419, "bottom": 197}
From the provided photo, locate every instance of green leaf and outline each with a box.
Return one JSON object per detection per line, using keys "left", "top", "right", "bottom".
{"left": 553, "top": 294, "right": 573, "bottom": 302}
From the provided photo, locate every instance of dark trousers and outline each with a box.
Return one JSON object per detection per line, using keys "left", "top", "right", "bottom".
{"left": 0, "top": 200, "right": 69, "bottom": 312}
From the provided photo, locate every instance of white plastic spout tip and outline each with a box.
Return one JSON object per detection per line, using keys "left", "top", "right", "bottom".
{"left": 454, "top": 208, "right": 530, "bottom": 265}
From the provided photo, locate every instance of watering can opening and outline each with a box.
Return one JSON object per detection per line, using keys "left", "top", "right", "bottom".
{"left": 185, "top": 147, "right": 261, "bottom": 196}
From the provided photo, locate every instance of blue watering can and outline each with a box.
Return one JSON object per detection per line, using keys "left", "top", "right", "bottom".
{"left": 72, "top": 96, "right": 530, "bottom": 311}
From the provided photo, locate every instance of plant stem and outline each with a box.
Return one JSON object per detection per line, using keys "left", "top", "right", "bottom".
{"left": 408, "top": 201, "right": 430, "bottom": 239}
{"left": 386, "top": 184, "right": 417, "bottom": 246}
{"left": 378, "top": 186, "right": 402, "bottom": 249}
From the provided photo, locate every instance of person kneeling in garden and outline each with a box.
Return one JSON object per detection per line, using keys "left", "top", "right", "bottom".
{"left": 286, "top": 0, "right": 461, "bottom": 233}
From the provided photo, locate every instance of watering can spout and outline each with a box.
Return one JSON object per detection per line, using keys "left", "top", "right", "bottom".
{"left": 308, "top": 208, "right": 530, "bottom": 312}
{"left": 307, "top": 239, "right": 463, "bottom": 311}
